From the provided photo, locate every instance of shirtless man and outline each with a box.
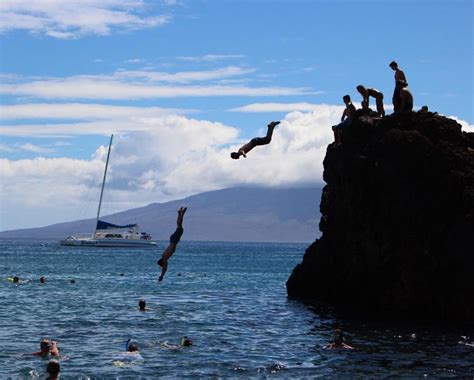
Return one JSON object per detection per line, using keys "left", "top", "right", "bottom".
{"left": 332, "top": 95, "right": 356, "bottom": 145}
{"left": 389, "top": 60, "right": 407, "bottom": 113}
{"left": 325, "top": 324, "right": 354, "bottom": 350}
{"left": 356, "top": 85, "right": 385, "bottom": 117}
{"left": 31, "top": 339, "right": 60, "bottom": 357}
{"left": 398, "top": 81, "right": 414, "bottom": 113}
{"left": 230, "top": 121, "right": 280, "bottom": 159}
{"left": 157, "top": 207, "right": 187, "bottom": 281}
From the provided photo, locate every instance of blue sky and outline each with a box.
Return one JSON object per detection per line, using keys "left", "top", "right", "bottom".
{"left": 0, "top": 0, "right": 473, "bottom": 230}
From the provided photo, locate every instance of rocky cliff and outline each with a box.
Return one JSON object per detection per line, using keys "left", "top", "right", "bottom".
{"left": 287, "top": 111, "right": 474, "bottom": 321}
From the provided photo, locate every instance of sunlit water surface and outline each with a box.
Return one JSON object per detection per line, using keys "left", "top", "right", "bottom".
{"left": 0, "top": 240, "right": 472, "bottom": 378}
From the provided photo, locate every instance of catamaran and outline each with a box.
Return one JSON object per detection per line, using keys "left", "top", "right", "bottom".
{"left": 60, "top": 135, "right": 157, "bottom": 247}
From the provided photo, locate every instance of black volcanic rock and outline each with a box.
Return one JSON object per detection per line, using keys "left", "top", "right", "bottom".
{"left": 287, "top": 111, "right": 474, "bottom": 321}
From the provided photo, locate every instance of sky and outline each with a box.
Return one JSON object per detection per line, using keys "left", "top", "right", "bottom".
{"left": 0, "top": 0, "right": 473, "bottom": 231}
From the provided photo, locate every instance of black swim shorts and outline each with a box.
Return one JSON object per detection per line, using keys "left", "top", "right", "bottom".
{"left": 169, "top": 226, "right": 184, "bottom": 244}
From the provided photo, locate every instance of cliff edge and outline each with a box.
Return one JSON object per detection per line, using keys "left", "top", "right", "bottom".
{"left": 287, "top": 111, "right": 474, "bottom": 321}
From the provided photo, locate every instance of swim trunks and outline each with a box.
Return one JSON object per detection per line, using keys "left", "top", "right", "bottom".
{"left": 169, "top": 226, "right": 184, "bottom": 244}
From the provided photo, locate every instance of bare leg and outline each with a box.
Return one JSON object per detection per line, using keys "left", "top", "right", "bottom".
{"left": 251, "top": 121, "right": 280, "bottom": 146}
{"left": 376, "top": 95, "right": 385, "bottom": 117}
{"left": 177, "top": 206, "right": 187, "bottom": 227}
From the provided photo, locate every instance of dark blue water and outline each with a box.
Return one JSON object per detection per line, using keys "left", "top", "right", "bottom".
{"left": 0, "top": 239, "right": 472, "bottom": 378}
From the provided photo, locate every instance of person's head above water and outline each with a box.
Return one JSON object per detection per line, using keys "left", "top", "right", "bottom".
{"left": 138, "top": 299, "right": 146, "bottom": 311}
{"left": 181, "top": 336, "right": 193, "bottom": 347}
{"left": 40, "top": 276, "right": 46, "bottom": 284}
{"left": 13, "top": 276, "right": 19, "bottom": 283}
{"left": 40, "top": 339, "right": 52, "bottom": 354}
{"left": 127, "top": 343, "right": 139, "bottom": 352}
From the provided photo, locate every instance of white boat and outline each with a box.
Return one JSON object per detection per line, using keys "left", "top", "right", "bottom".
{"left": 60, "top": 135, "right": 157, "bottom": 247}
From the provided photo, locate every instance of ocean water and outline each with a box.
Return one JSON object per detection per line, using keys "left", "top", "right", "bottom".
{"left": 0, "top": 239, "right": 473, "bottom": 378}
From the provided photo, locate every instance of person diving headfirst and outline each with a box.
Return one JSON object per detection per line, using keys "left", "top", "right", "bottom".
{"left": 230, "top": 121, "right": 280, "bottom": 159}
{"left": 157, "top": 207, "right": 187, "bottom": 281}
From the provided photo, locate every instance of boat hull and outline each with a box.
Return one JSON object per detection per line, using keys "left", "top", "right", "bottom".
{"left": 60, "top": 237, "right": 157, "bottom": 247}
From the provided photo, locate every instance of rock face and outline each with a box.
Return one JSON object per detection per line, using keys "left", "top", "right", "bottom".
{"left": 287, "top": 111, "right": 474, "bottom": 321}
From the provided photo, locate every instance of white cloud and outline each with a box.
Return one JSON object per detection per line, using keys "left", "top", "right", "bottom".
{"left": 0, "top": 142, "right": 54, "bottom": 153}
{"left": 3, "top": 107, "right": 470, "bottom": 230}
{"left": 177, "top": 54, "right": 246, "bottom": 62}
{"left": 0, "top": 110, "right": 335, "bottom": 229}
{"left": 17, "top": 143, "right": 55, "bottom": 154}
{"left": 0, "top": 103, "right": 191, "bottom": 120}
{"left": 0, "top": 75, "right": 312, "bottom": 100}
{"left": 450, "top": 116, "right": 474, "bottom": 133}
{"left": 0, "top": 0, "right": 171, "bottom": 39}
{"left": 0, "top": 143, "right": 17, "bottom": 153}
{"left": 115, "top": 66, "right": 255, "bottom": 83}
{"left": 230, "top": 102, "right": 332, "bottom": 113}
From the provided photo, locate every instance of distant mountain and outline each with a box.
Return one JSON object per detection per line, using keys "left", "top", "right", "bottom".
{"left": 0, "top": 186, "right": 322, "bottom": 243}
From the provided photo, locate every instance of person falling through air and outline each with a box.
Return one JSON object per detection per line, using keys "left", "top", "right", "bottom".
{"left": 230, "top": 121, "right": 280, "bottom": 159}
{"left": 157, "top": 207, "right": 187, "bottom": 281}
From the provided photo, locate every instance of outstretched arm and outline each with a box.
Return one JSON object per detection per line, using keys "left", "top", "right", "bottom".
{"left": 159, "top": 259, "right": 168, "bottom": 281}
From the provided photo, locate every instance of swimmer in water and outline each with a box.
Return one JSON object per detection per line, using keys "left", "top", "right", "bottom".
{"left": 113, "top": 339, "right": 143, "bottom": 368}
{"left": 138, "top": 299, "right": 149, "bottom": 311}
{"left": 325, "top": 324, "right": 354, "bottom": 350}
{"left": 8, "top": 276, "right": 31, "bottom": 285}
{"left": 46, "top": 360, "right": 60, "bottom": 380}
{"left": 31, "top": 339, "right": 60, "bottom": 356}
{"left": 40, "top": 276, "right": 46, "bottom": 284}
{"left": 125, "top": 338, "right": 140, "bottom": 354}
{"left": 161, "top": 336, "right": 193, "bottom": 349}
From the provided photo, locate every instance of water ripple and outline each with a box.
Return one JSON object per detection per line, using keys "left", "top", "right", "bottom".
{"left": 0, "top": 239, "right": 473, "bottom": 378}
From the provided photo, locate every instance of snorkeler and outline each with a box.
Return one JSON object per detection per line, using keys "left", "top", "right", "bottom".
{"left": 157, "top": 207, "right": 187, "bottom": 282}
{"left": 113, "top": 339, "right": 143, "bottom": 368}
{"left": 161, "top": 336, "right": 193, "bottom": 349}
{"left": 31, "top": 339, "right": 60, "bottom": 356}
{"left": 230, "top": 121, "right": 280, "bottom": 159}
{"left": 126, "top": 339, "right": 140, "bottom": 353}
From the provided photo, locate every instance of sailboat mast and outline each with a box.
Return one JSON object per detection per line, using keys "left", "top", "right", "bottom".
{"left": 94, "top": 134, "right": 113, "bottom": 236}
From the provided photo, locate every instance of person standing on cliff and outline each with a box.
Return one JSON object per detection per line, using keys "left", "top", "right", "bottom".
{"left": 389, "top": 60, "right": 407, "bottom": 113}
{"left": 356, "top": 85, "right": 385, "bottom": 117}
{"left": 157, "top": 207, "right": 187, "bottom": 282}
{"left": 332, "top": 95, "right": 356, "bottom": 145}
{"left": 230, "top": 121, "right": 280, "bottom": 159}
{"left": 397, "top": 81, "right": 414, "bottom": 113}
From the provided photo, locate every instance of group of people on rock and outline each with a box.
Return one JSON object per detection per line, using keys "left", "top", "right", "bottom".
{"left": 332, "top": 60, "right": 415, "bottom": 145}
